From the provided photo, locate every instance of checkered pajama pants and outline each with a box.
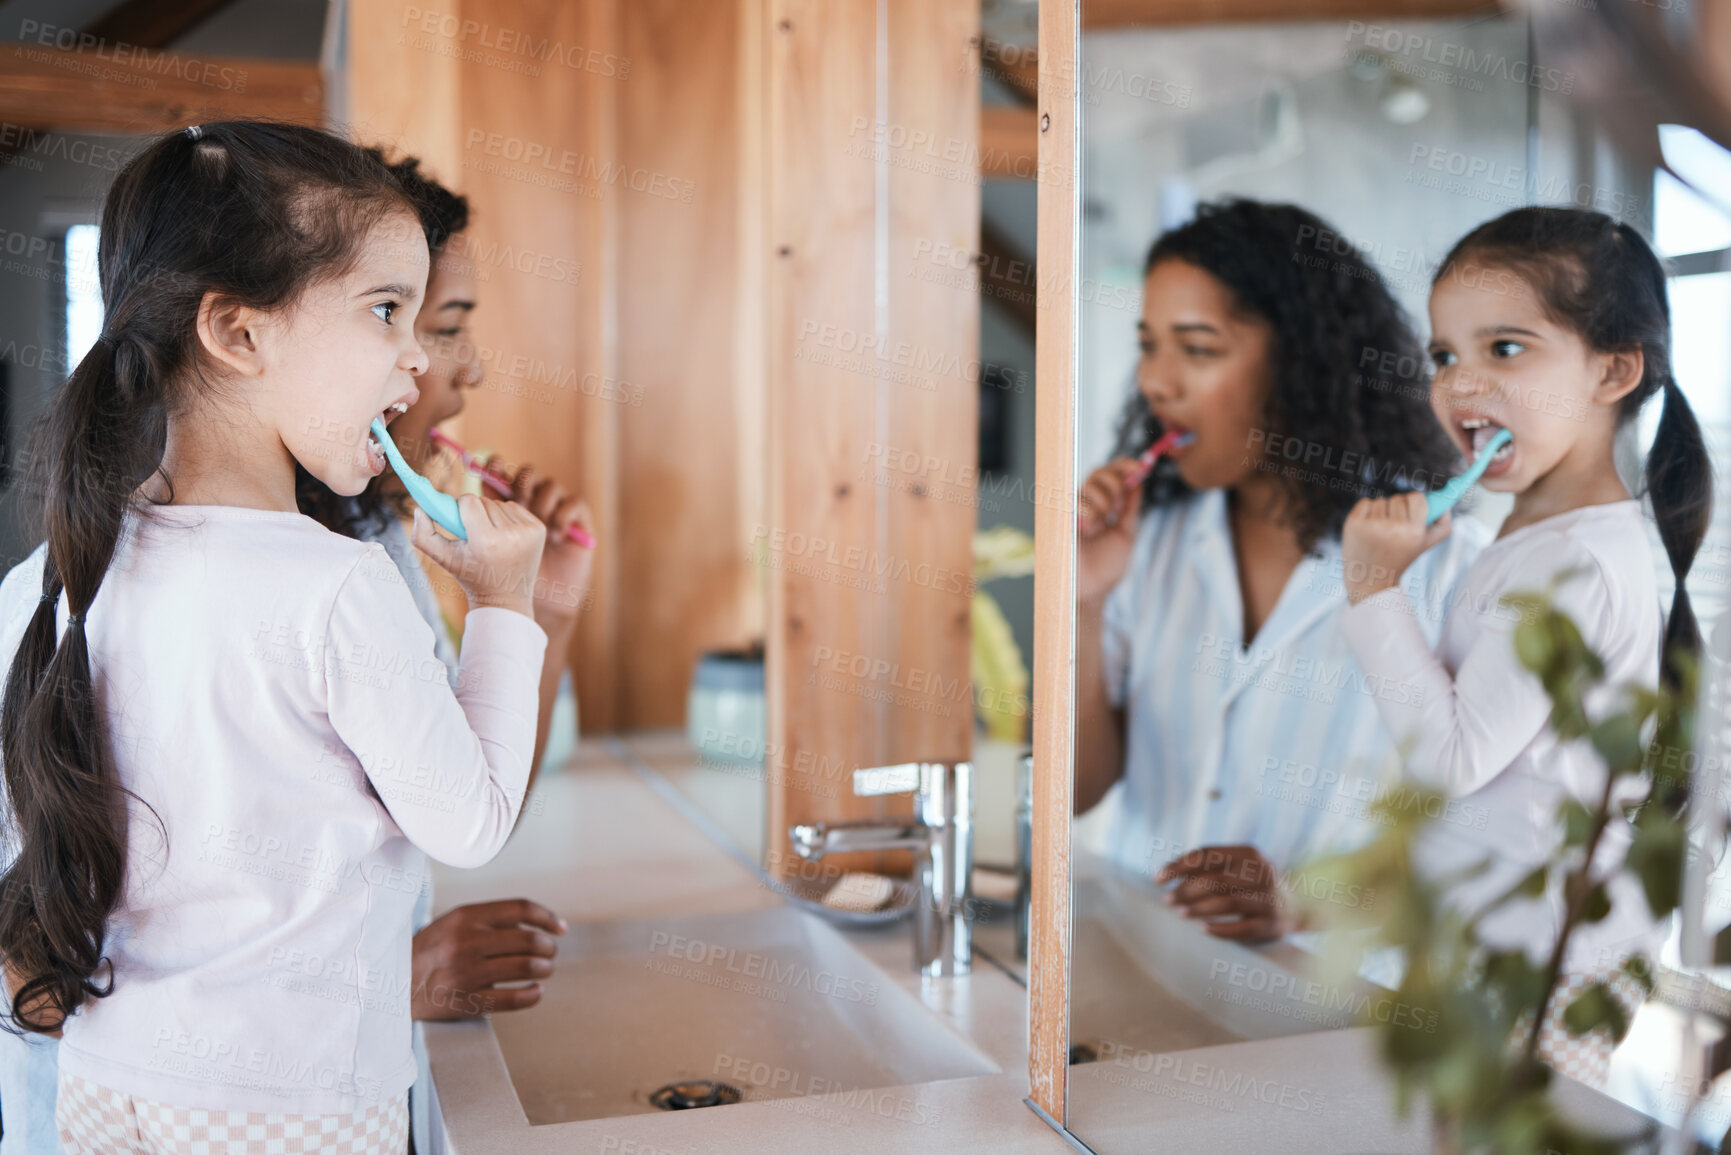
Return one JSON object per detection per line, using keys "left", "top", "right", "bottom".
{"left": 1533, "top": 966, "right": 1649, "bottom": 1088}
{"left": 57, "top": 1073, "right": 409, "bottom": 1155}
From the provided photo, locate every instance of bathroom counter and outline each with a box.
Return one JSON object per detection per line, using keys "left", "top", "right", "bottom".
{"left": 424, "top": 737, "right": 1661, "bottom": 1154}
{"left": 423, "top": 738, "right": 1064, "bottom": 1155}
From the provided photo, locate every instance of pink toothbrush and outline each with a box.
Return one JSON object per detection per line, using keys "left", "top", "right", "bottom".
{"left": 1123, "top": 427, "right": 1195, "bottom": 487}
{"left": 428, "top": 427, "right": 597, "bottom": 549}
{"left": 1080, "top": 428, "right": 1194, "bottom": 529}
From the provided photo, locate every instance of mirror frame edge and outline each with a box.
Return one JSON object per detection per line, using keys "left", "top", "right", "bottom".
{"left": 1028, "top": 0, "right": 1081, "bottom": 1129}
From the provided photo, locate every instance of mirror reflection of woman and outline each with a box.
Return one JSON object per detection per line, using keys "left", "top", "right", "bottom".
{"left": 1075, "top": 199, "right": 1484, "bottom": 940}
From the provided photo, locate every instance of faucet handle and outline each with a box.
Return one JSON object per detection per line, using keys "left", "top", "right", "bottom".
{"left": 852, "top": 763, "right": 924, "bottom": 796}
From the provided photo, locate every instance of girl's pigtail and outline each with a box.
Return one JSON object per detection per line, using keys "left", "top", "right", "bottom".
{"left": 1648, "top": 372, "right": 1712, "bottom": 686}
{"left": 0, "top": 331, "right": 157, "bottom": 1033}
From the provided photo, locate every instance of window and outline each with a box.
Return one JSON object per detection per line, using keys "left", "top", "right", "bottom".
{"left": 64, "top": 223, "right": 102, "bottom": 370}
{"left": 1642, "top": 129, "right": 1731, "bottom": 632}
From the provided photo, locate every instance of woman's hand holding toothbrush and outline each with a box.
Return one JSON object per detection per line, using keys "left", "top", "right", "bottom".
{"left": 411, "top": 495, "right": 546, "bottom": 619}
{"left": 487, "top": 459, "right": 595, "bottom": 625}
{"left": 1076, "top": 458, "right": 1146, "bottom": 606}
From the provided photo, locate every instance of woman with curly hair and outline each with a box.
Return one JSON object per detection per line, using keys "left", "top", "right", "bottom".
{"left": 1074, "top": 199, "right": 1485, "bottom": 940}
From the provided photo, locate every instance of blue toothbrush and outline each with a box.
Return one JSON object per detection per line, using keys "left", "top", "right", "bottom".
{"left": 1425, "top": 427, "right": 1511, "bottom": 525}
{"left": 371, "top": 417, "right": 467, "bottom": 540}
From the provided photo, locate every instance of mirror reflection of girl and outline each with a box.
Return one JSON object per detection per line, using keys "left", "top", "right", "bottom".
{"left": 1075, "top": 199, "right": 1485, "bottom": 940}
{"left": 0, "top": 122, "right": 548, "bottom": 1148}
{"left": 1337, "top": 208, "right": 1710, "bottom": 1085}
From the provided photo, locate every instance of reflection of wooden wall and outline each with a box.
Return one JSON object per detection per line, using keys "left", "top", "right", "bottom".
{"left": 1031, "top": 0, "right": 1078, "bottom": 1125}
{"left": 763, "top": 0, "right": 979, "bottom": 877}
{"left": 343, "top": 0, "right": 763, "bottom": 731}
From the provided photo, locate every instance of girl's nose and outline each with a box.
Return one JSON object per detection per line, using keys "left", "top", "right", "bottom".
{"left": 1440, "top": 364, "right": 1489, "bottom": 399}
{"left": 402, "top": 336, "right": 430, "bottom": 377}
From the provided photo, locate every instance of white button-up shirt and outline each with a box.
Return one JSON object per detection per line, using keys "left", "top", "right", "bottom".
{"left": 1098, "top": 488, "right": 1487, "bottom": 876}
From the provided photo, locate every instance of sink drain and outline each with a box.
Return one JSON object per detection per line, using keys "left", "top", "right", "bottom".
{"left": 649, "top": 1080, "right": 742, "bottom": 1110}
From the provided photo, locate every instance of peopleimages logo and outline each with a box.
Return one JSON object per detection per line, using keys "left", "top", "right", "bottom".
{"left": 647, "top": 931, "right": 879, "bottom": 1006}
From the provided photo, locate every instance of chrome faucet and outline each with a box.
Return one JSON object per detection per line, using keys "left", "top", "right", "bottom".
{"left": 790, "top": 762, "right": 973, "bottom": 978}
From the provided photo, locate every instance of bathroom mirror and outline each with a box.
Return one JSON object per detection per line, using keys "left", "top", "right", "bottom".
{"left": 1053, "top": 1, "right": 1731, "bottom": 1149}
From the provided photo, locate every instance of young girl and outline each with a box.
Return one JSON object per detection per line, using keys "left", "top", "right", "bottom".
{"left": 1339, "top": 206, "right": 1710, "bottom": 1083}
{"left": 0, "top": 122, "right": 548, "bottom": 1149}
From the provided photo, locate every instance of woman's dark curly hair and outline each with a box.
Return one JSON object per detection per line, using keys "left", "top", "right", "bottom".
{"left": 1114, "top": 199, "right": 1460, "bottom": 552}
{"left": 294, "top": 150, "right": 471, "bottom": 540}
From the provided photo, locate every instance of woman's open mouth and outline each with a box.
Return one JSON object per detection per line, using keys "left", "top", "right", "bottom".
{"left": 365, "top": 400, "right": 412, "bottom": 476}
{"left": 1459, "top": 415, "right": 1514, "bottom": 477}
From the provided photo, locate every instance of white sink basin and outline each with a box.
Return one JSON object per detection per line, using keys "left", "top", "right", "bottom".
{"left": 1069, "top": 864, "right": 1369, "bottom": 1060}
{"left": 491, "top": 905, "right": 999, "bottom": 1123}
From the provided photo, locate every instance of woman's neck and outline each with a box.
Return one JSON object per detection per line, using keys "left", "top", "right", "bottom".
{"left": 1226, "top": 476, "right": 1306, "bottom": 645}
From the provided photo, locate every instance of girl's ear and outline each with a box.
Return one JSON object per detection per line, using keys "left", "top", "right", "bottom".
{"left": 195, "top": 291, "right": 267, "bottom": 378}
{"left": 1594, "top": 347, "right": 1644, "bottom": 406}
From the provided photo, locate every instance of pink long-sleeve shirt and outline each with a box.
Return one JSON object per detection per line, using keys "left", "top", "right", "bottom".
{"left": 1338, "top": 500, "right": 1663, "bottom": 970}
{"left": 0, "top": 504, "right": 546, "bottom": 1115}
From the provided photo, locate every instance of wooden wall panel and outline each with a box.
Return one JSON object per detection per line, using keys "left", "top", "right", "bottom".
{"left": 765, "top": 0, "right": 887, "bottom": 874}
{"left": 763, "top": 0, "right": 977, "bottom": 876}
{"left": 343, "top": 0, "right": 458, "bottom": 176}
{"left": 615, "top": 0, "right": 758, "bottom": 727}
{"left": 1030, "top": 0, "right": 1079, "bottom": 1126}
{"left": 884, "top": 1, "right": 978, "bottom": 772}
{"left": 443, "top": 0, "right": 615, "bottom": 721}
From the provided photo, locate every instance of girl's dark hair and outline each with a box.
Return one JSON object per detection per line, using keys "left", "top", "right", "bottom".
{"left": 1436, "top": 207, "right": 1711, "bottom": 686}
{"left": 1116, "top": 199, "right": 1458, "bottom": 552}
{"left": 294, "top": 150, "right": 469, "bottom": 540}
{"left": 0, "top": 121, "right": 413, "bottom": 1034}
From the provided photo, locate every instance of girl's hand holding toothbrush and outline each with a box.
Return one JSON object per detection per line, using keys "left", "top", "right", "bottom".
{"left": 411, "top": 495, "right": 546, "bottom": 619}
{"left": 1341, "top": 492, "right": 1451, "bottom": 606}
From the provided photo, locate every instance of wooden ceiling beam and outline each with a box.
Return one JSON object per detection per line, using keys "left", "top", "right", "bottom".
{"left": 0, "top": 48, "right": 322, "bottom": 134}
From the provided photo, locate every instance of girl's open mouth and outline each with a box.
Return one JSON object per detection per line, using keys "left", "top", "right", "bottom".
{"left": 365, "top": 400, "right": 412, "bottom": 476}
{"left": 1459, "top": 415, "right": 1514, "bottom": 477}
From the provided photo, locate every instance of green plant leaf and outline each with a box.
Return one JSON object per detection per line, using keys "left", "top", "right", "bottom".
{"left": 1626, "top": 814, "right": 1685, "bottom": 918}
{"left": 1561, "top": 982, "right": 1629, "bottom": 1042}
{"left": 1517, "top": 865, "right": 1548, "bottom": 899}
{"left": 1560, "top": 800, "right": 1595, "bottom": 848}
{"left": 1713, "top": 923, "right": 1731, "bottom": 967}
{"left": 1579, "top": 883, "right": 1612, "bottom": 924}
{"left": 1620, "top": 954, "right": 1656, "bottom": 995}
{"left": 1514, "top": 618, "right": 1555, "bottom": 674}
{"left": 1589, "top": 712, "right": 1644, "bottom": 775}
